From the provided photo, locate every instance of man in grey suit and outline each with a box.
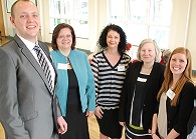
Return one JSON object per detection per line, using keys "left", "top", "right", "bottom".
{"left": 0, "top": 0, "right": 67, "bottom": 138}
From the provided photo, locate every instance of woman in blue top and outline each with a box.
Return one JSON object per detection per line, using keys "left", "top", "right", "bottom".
{"left": 50, "top": 23, "right": 95, "bottom": 139}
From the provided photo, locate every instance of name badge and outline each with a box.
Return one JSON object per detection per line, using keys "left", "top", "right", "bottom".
{"left": 166, "top": 89, "right": 175, "bottom": 100}
{"left": 57, "top": 63, "right": 68, "bottom": 70}
{"left": 117, "top": 65, "right": 125, "bottom": 71}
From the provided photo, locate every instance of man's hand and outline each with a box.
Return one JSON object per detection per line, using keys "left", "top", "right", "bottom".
{"left": 57, "top": 116, "right": 67, "bottom": 134}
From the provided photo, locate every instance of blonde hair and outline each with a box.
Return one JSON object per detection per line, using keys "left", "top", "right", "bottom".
{"left": 11, "top": 0, "right": 35, "bottom": 18}
{"left": 157, "top": 47, "right": 193, "bottom": 106}
{"left": 137, "top": 38, "right": 162, "bottom": 62}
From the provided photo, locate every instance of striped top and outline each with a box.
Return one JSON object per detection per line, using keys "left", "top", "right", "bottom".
{"left": 91, "top": 51, "right": 131, "bottom": 110}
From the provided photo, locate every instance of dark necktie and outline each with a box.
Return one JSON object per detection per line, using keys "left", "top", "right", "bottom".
{"left": 34, "top": 45, "right": 53, "bottom": 93}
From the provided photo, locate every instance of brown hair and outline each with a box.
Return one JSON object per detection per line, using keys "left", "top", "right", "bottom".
{"left": 157, "top": 47, "right": 193, "bottom": 106}
{"left": 51, "top": 23, "right": 76, "bottom": 50}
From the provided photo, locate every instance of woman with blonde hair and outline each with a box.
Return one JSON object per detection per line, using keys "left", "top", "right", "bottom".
{"left": 119, "top": 38, "right": 165, "bottom": 139}
{"left": 151, "top": 47, "right": 194, "bottom": 139}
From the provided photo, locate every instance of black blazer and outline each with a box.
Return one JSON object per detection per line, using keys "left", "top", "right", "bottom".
{"left": 156, "top": 82, "right": 194, "bottom": 139}
{"left": 187, "top": 86, "right": 196, "bottom": 134}
{"left": 119, "top": 62, "right": 165, "bottom": 130}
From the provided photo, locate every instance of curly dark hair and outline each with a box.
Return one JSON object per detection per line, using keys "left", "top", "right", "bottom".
{"left": 97, "top": 24, "right": 127, "bottom": 53}
{"left": 51, "top": 23, "right": 76, "bottom": 50}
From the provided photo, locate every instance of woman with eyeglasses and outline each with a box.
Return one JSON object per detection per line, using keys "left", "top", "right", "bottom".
{"left": 50, "top": 23, "right": 96, "bottom": 139}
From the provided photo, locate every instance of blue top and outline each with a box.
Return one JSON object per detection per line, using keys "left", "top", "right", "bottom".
{"left": 50, "top": 49, "right": 95, "bottom": 116}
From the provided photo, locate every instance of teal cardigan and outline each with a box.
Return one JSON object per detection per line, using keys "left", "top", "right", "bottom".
{"left": 50, "top": 49, "right": 95, "bottom": 116}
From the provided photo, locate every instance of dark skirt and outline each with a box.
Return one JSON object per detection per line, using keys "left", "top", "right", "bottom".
{"left": 96, "top": 109, "right": 123, "bottom": 138}
{"left": 125, "top": 125, "right": 152, "bottom": 139}
{"left": 59, "top": 103, "right": 89, "bottom": 139}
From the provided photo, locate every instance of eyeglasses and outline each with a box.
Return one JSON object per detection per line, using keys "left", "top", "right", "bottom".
{"left": 58, "top": 35, "right": 72, "bottom": 39}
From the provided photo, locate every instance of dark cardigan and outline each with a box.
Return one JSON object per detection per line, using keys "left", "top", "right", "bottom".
{"left": 119, "top": 62, "right": 165, "bottom": 130}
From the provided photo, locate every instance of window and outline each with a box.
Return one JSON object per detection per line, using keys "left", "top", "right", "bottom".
{"left": 49, "top": 0, "right": 88, "bottom": 38}
{"left": 107, "top": 0, "right": 172, "bottom": 49}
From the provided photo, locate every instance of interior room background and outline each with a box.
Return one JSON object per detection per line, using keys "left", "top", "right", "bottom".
{"left": 1, "top": 0, "right": 196, "bottom": 70}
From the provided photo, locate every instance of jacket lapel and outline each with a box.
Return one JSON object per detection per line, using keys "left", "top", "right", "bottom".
{"left": 13, "top": 35, "right": 53, "bottom": 95}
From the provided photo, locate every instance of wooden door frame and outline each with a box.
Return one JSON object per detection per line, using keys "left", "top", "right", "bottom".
{"left": 0, "top": 0, "right": 6, "bottom": 37}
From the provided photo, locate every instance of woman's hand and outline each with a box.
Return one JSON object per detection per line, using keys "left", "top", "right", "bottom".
{"left": 86, "top": 110, "right": 94, "bottom": 117}
{"left": 119, "top": 122, "right": 125, "bottom": 126}
{"left": 152, "top": 133, "right": 160, "bottom": 139}
{"left": 95, "top": 106, "right": 104, "bottom": 119}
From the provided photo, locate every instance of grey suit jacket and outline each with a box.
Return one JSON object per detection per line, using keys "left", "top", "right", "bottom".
{"left": 0, "top": 35, "right": 61, "bottom": 139}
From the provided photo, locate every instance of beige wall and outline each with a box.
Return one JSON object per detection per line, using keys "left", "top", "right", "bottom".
{"left": 168, "top": 0, "right": 196, "bottom": 69}
{"left": 1, "top": 0, "right": 196, "bottom": 69}
{"left": 186, "top": 0, "right": 196, "bottom": 70}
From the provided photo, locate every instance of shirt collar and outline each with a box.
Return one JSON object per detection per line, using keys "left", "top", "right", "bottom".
{"left": 17, "top": 34, "right": 38, "bottom": 51}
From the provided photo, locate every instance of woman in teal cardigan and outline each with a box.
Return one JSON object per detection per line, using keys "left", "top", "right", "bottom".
{"left": 50, "top": 23, "right": 95, "bottom": 139}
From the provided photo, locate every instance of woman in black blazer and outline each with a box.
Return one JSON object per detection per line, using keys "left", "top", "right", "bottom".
{"left": 152, "top": 47, "right": 194, "bottom": 139}
{"left": 187, "top": 86, "right": 196, "bottom": 138}
{"left": 119, "top": 38, "right": 165, "bottom": 139}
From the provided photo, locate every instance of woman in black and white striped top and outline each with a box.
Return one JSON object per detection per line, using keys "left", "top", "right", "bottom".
{"left": 91, "top": 24, "right": 131, "bottom": 139}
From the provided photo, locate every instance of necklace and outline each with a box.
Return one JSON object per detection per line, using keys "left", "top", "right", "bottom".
{"left": 66, "top": 57, "right": 70, "bottom": 65}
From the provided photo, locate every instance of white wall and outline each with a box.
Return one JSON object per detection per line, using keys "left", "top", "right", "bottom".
{"left": 168, "top": 0, "right": 196, "bottom": 69}
{"left": 168, "top": 0, "right": 189, "bottom": 50}
{"left": 1, "top": 0, "right": 196, "bottom": 69}
{"left": 186, "top": 0, "right": 196, "bottom": 70}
